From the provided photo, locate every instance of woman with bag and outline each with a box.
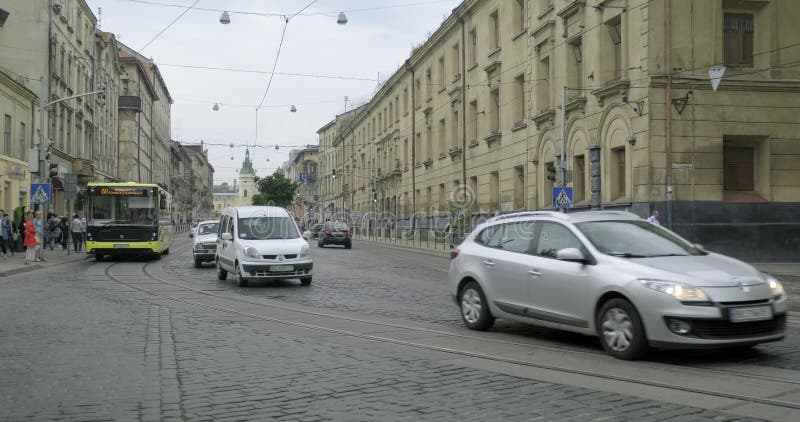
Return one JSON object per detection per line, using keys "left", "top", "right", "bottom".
{"left": 23, "top": 212, "right": 38, "bottom": 264}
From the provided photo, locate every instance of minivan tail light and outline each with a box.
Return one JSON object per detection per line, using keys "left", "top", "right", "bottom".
{"left": 450, "top": 247, "right": 460, "bottom": 260}
{"left": 343, "top": 230, "right": 350, "bottom": 235}
{"left": 323, "top": 229, "right": 331, "bottom": 235}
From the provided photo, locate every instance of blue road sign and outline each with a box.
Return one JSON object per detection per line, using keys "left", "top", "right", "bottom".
{"left": 552, "top": 187, "right": 573, "bottom": 209}
{"left": 30, "top": 183, "right": 52, "bottom": 205}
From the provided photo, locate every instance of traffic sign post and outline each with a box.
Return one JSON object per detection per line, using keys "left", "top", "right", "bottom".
{"left": 30, "top": 183, "right": 52, "bottom": 205}
{"left": 553, "top": 187, "right": 573, "bottom": 210}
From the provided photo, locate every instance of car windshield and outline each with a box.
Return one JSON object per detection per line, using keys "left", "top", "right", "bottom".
{"left": 238, "top": 217, "right": 299, "bottom": 240}
{"left": 576, "top": 220, "right": 704, "bottom": 258}
{"left": 197, "top": 223, "right": 219, "bottom": 235}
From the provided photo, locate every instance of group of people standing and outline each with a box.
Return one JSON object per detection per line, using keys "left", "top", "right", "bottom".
{"left": 0, "top": 209, "right": 86, "bottom": 264}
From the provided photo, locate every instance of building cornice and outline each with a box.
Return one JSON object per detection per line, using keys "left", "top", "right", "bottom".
{"left": 0, "top": 70, "right": 39, "bottom": 102}
{"left": 650, "top": 75, "right": 800, "bottom": 92}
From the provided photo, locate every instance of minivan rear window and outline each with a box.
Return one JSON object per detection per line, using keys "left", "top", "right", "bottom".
{"left": 238, "top": 217, "right": 299, "bottom": 240}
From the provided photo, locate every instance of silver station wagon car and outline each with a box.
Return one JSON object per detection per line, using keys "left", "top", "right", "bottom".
{"left": 449, "top": 211, "right": 787, "bottom": 359}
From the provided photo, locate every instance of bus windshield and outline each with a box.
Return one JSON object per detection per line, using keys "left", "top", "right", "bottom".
{"left": 88, "top": 187, "right": 158, "bottom": 226}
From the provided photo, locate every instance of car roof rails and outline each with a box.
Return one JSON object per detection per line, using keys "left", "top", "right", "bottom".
{"left": 489, "top": 211, "right": 568, "bottom": 222}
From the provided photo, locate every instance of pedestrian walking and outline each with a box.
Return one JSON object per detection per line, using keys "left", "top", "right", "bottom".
{"left": 59, "top": 216, "right": 69, "bottom": 250}
{"left": 33, "top": 210, "right": 45, "bottom": 261}
{"left": 47, "top": 213, "right": 61, "bottom": 250}
{"left": 70, "top": 214, "right": 83, "bottom": 252}
{"left": 1, "top": 210, "right": 15, "bottom": 259}
{"left": 646, "top": 209, "right": 661, "bottom": 226}
{"left": 23, "top": 212, "right": 38, "bottom": 264}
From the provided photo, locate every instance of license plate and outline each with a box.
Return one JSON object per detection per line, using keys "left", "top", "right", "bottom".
{"left": 269, "top": 265, "right": 294, "bottom": 272}
{"left": 729, "top": 305, "right": 773, "bottom": 322}
{"left": 114, "top": 244, "right": 130, "bottom": 249}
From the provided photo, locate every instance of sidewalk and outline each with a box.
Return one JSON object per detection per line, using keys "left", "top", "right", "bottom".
{"left": 0, "top": 245, "right": 88, "bottom": 278}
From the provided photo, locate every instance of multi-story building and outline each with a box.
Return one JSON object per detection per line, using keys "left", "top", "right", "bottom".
{"left": 317, "top": 0, "right": 800, "bottom": 261}
{"left": 285, "top": 146, "right": 319, "bottom": 220}
{"left": 170, "top": 140, "right": 193, "bottom": 223}
{"left": 0, "top": 0, "right": 108, "bottom": 215}
{"left": 183, "top": 142, "right": 215, "bottom": 220}
{"left": 0, "top": 69, "right": 38, "bottom": 214}
{"left": 91, "top": 31, "right": 122, "bottom": 183}
{"left": 117, "top": 42, "right": 172, "bottom": 186}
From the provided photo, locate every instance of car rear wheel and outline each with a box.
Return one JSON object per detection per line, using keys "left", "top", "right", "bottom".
{"left": 318, "top": 240, "right": 325, "bottom": 248}
{"left": 235, "top": 263, "right": 248, "bottom": 287}
{"left": 216, "top": 259, "right": 227, "bottom": 281}
{"left": 459, "top": 281, "right": 494, "bottom": 331}
{"left": 300, "top": 277, "right": 312, "bottom": 286}
{"left": 596, "top": 298, "right": 648, "bottom": 360}
{"left": 344, "top": 241, "right": 352, "bottom": 249}
{"left": 194, "top": 258, "right": 202, "bottom": 268}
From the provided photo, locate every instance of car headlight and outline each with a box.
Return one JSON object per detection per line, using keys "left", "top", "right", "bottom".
{"left": 299, "top": 244, "right": 310, "bottom": 257}
{"left": 639, "top": 279, "right": 709, "bottom": 302}
{"left": 766, "top": 275, "right": 785, "bottom": 298}
{"left": 244, "top": 246, "right": 260, "bottom": 259}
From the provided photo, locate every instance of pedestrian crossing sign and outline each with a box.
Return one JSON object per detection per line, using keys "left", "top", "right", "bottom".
{"left": 552, "top": 187, "right": 573, "bottom": 209}
{"left": 30, "top": 183, "right": 52, "bottom": 205}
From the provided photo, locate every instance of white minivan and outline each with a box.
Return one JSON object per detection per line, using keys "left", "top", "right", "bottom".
{"left": 216, "top": 206, "right": 313, "bottom": 287}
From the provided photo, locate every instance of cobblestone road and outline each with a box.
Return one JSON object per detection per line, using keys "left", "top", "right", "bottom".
{"left": 165, "top": 240, "right": 800, "bottom": 370}
{"left": 0, "top": 246, "right": 780, "bottom": 421}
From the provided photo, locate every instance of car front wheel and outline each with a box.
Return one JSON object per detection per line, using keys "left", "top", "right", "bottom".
{"left": 596, "top": 298, "right": 648, "bottom": 360}
{"left": 216, "top": 260, "right": 227, "bottom": 281}
{"left": 459, "top": 281, "right": 494, "bottom": 331}
{"left": 235, "top": 263, "right": 248, "bottom": 287}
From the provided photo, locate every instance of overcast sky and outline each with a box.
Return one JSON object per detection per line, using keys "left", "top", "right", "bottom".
{"left": 84, "top": 0, "right": 462, "bottom": 186}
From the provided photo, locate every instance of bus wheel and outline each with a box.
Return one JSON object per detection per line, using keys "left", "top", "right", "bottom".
{"left": 153, "top": 252, "right": 162, "bottom": 261}
{"left": 95, "top": 254, "right": 104, "bottom": 261}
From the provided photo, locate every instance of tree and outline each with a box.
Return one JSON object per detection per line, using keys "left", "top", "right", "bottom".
{"left": 252, "top": 170, "right": 297, "bottom": 207}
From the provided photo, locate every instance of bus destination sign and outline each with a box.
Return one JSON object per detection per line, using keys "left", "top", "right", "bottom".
{"left": 98, "top": 187, "right": 149, "bottom": 196}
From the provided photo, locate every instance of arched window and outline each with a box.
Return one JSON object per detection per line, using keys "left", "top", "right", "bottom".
{"left": 244, "top": 189, "right": 248, "bottom": 197}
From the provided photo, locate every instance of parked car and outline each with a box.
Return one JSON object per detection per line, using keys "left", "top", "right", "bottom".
{"left": 216, "top": 206, "right": 313, "bottom": 287}
{"left": 190, "top": 220, "right": 220, "bottom": 268}
{"left": 318, "top": 221, "right": 351, "bottom": 249}
{"left": 310, "top": 223, "right": 324, "bottom": 239}
{"left": 448, "top": 210, "right": 787, "bottom": 360}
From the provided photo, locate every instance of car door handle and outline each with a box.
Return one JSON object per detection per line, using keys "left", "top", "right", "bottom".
{"left": 528, "top": 269, "right": 542, "bottom": 276}
{"left": 482, "top": 260, "right": 496, "bottom": 267}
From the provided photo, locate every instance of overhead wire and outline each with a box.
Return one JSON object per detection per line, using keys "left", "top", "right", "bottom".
{"left": 139, "top": 0, "right": 200, "bottom": 51}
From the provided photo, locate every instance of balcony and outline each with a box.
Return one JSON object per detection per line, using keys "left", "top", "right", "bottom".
{"left": 118, "top": 95, "right": 142, "bottom": 112}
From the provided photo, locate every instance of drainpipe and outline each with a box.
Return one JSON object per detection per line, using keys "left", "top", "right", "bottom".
{"left": 460, "top": 15, "right": 467, "bottom": 230}
{"left": 665, "top": 0, "right": 673, "bottom": 229}
{"left": 405, "top": 59, "right": 416, "bottom": 231}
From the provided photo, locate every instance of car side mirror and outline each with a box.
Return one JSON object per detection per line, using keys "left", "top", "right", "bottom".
{"left": 556, "top": 248, "right": 587, "bottom": 263}
{"left": 189, "top": 233, "right": 194, "bottom": 238}
{"left": 221, "top": 232, "right": 233, "bottom": 241}
{"left": 694, "top": 243, "right": 705, "bottom": 251}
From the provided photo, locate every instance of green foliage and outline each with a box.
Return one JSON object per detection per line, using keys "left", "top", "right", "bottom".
{"left": 252, "top": 170, "right": 297, "bottom": 207}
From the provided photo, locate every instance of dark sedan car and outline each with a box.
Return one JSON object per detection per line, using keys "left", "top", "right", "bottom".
{"left": 310, "top": 223, "right": 324, "bottom": 239}
{"left": 318, "top": 222, "right": 351, "bottom": 249}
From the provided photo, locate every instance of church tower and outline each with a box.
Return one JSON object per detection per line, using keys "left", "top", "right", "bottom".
{"left": 236, "top": 148, "right": 257, "bottom": 206}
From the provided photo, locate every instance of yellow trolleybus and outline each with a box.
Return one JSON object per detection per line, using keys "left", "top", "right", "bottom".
{"left": 83, "top": 182, "right": 172, "bottom": 260}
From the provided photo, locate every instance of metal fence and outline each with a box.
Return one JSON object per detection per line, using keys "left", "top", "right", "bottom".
{"left": 351, "top": 227, "right": 467, "bottom": 251}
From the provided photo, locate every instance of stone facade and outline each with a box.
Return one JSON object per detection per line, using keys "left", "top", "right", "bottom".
{"left": 0, "top": 70, "right": 37, "bottom": 214}
{"left": 316, "top": 0, "right": 800, "bottom": 261}
{"left": 183, "top": 143, "right": 215, "bottom": 219}
{"left": 285, "top": 146, "right": 319, "bottom": 220}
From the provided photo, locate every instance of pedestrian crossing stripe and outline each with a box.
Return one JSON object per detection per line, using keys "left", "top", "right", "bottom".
{"left": 554, "top": 189, "right": 572, "bottom": 208}
{"left": 31, "top": 186, "right": 49, "bottom": 204}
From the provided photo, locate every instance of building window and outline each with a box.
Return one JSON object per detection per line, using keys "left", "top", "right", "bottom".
{"left": 514, "top": 0, "right": 526, "bottom": 34}
{"left": 415, "top": 78, "right": 421, "bottom": 105}
{"left": 415, "top": 132, "right": 421, "bottom": 164}
{"left": 426, "top": 125, "right": 432, "bottom": 161}
{"left": 425, "top": 67, "right": 432, "bottom": 100}
{"left": 489, "top": 171, "right": 500, "bottom": 211}
{"left": 513, "top": 166, "right": 524, "bottom": 210}
{"left": 469, "top": 176, "right": 478, "bottom": 208}
{"left": 607, "top": 19, "right": 622, "bottom": 81}
{"left": 451, "top": 109, "right": 459, "bottom": 150}
{"left": 438, "top": 183, "right": 446, "bottom": 212}
{"left": 425, "top": 187, "right": 432, "bottom": 212}
{"left": 539, "top": 0, "right": 554, "bottom": 14}
{"left": 611, "top": 147, "right": 626, "bottom": 199}
{"left": 489, "top": 88, "right": 500, "bottom": 133}
{"left": 3, "top": 114, "right": 11, "bottom": 156}
{"left": 724, "top": 13, "right": 754, "bottom": 67}
{"left": 438, "top": 118, "right": 446, "bottom": 156}
{"left": 438, "top": 56, "right": 445, "bottom": 89}
{"left": 568, "top": 39, "right": 583, "bottom": 91}
{"left": 543, "top": 160, "right": 554, "bottom": 207}
{"left": 489, "top": 11, "right": 500, "bottom": 51}
{"left": 403, "top": 87, "right": 409, "bottom": 112}
{"left": 538, "top": 56, "right": 550, "bottom": 111}
{"left": 573, "top": 154, "right": 585, "bottom": 203}
{"left": 403, "top": 139, "right": 408, "bottom": 169}
{"left": 468, "top": 100, "right": 478, "bottom": 143}
{"left": 468, "top": 28, "right": 477, "bottom": 66}
{"left": 514, "top": 74, "right": 525, "bottom": 125}
{"left": 19, "top": 122, "right": 26, "bottom": 160}
{"left": 724, "top": 145, "right": 755, "bottom": 191}
{"left": 395, "top": 96, "right": 400, "bottom": 121}
{"left": 452, "top": 43, "right": 460, "bottom": 78}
